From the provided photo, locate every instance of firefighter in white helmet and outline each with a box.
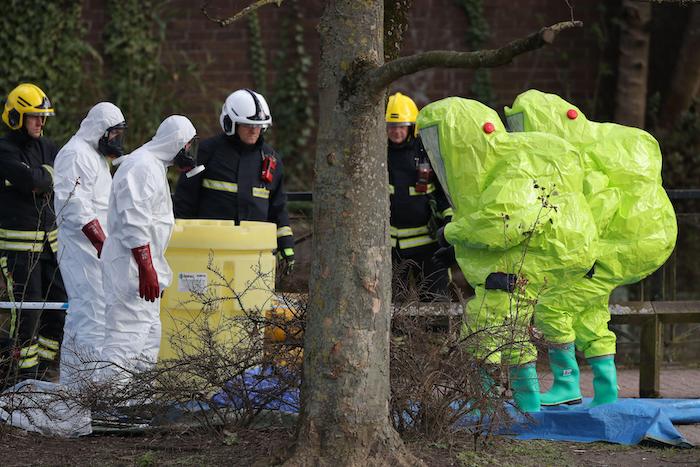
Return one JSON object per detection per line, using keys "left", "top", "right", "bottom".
{"left": 173, "top": 89, "right": 295, "bottom": 274}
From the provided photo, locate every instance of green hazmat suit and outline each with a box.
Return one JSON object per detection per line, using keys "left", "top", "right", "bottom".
{"left": 505, "top": 90, "right": 677, "bottom": 357}
{"left": 417, "top": 97, "right": 598, "bottom": 365}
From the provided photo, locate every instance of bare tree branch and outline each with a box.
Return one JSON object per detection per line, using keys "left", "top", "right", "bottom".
{"left": 201, "top": 0, "right": 284, "bottom": 27}
{"left": 564, "top": 0, "right": 575, "bottom": 22}
{"left": 366, "top": 20, "right": 583, "bottom": 96}
{"left": 641, "top": 0, "right": 699, "bottom": 4}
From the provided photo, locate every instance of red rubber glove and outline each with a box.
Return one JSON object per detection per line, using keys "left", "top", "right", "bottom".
{"left": 132, "top": 244, "right": 159, "bottom": 302}
{"left": 81, "top": 219, "right": 106, "bottom": 258}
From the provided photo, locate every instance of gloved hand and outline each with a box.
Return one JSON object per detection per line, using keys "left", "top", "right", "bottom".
{"left": 278, "top": 248, "right": 295, "bottom": 275}
{"left": 432, "top": 245, "right": 456, "bottom": 269}
{"left": 132, "top": 244, "right": 159, "bottom": 302}
{"left": 436, "top": 225, "right": 449, "bottom": 248}
{"left": 81, "top": 218, "right": 106, "bottom": 257}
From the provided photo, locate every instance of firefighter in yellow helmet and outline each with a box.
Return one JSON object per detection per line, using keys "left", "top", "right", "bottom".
{"left": 386, "top": 92, "right": 454, "bottom": 301}
{"left": 0, "top": 83, "right": 67, "bottom": 385}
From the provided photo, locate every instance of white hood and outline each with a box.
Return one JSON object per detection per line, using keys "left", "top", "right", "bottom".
{"left": 74, "top": 102, "right": 125, "bottom": 149}
{"left": 131, "top": 115, "right": 196, "bottom": 163}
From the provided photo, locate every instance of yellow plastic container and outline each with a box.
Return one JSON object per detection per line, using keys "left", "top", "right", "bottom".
{"left": 159, "top": 219, "right": 277, "bottom": 360}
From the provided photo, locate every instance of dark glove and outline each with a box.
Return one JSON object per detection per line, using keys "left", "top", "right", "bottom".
{"left": 279, "top": 248, "right": 295, "bottom": 275}
{"left": 432, "top": 245, "right": 456, "bottom": 269}
{"left": 132, "top": 244, "right": 159, "bottom": 302}
{"left": 436, "top": 226, "right": 449, "bottom": 248}
{"left": 82, "top": 218, "right": 106, "bottom": 257}
{"left": 277, "top": 248, "right": 294, "bottom": 276}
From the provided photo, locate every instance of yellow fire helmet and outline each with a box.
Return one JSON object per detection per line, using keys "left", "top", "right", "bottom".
{"left": 386, "top": 92, "right": 419, "bottom": 126}
{"left": 2, "top": 83, "right": 55, "bottom": 130}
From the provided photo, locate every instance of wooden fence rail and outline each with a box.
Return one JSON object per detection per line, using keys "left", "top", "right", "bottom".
{"left": 393, "top": 300, "right": 700, "bottom": 398}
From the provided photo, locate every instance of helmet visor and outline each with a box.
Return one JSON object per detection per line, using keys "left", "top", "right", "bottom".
{"left": 418, "top": 124, "right": 453, "bottom": 208}
{"left": 239, "top": 122, "right": 268, "bottom": 129}
{"left": 25, "top": 110, "right": 55, "bottom": 117}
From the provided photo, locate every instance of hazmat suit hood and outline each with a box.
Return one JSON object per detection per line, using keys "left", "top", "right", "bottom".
{"left": 505, "top": 89, "right": 677, "bottom": 284}
{"left": 416, "top": 96, "right": 597, "bottom": 286}
{"left": 505, "top": 89, "right": 663, "bottom": 186}
{"left": 131, "top": 115, "right": 196, "bottom": 164}
{"left": 416, "top": 98, "right": 507, "bottom": 213}
{"left": 504, "top": 89, "right": 588, "bottom": 137}
{"left": 75, "top": 102, "right": 126, "bottom": 149}
{"left": 417, "top": 97, "right": 586, "bottom": 214}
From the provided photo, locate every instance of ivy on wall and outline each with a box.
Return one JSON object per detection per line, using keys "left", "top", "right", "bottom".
{"left": 247, "top": 0, "right": 314, "bottom": 190}
{"left": 384, "top": 0, "right": 413, "bottom": 62}
{"left": 104, "top": 0, "right": 167, "bottom": 150}
{"left": 248, "top": 13, "right": 268, "bottom": 95}
{"left": 0, "top": 0, "right": 91, "bottom": 145}
{"left": 1, "top": 1, "right": 205, "bottom": 163}
{"left": 455, "top": 0, "right": 495, "bottom": 106}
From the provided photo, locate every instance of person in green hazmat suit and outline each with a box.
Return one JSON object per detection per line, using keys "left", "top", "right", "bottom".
{"left": 417, "top": 97, "right": 598, "bottom": 412}
{"left": 504, "top": 90, "right": 677, "bottom": 407}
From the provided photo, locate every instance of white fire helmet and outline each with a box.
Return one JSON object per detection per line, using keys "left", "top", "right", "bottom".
{"left": 219, "top": 88, "right": 272, "bottom": 135}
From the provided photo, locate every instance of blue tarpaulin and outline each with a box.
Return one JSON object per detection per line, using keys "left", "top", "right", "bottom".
{"left": 486, "top": 398, "right": 700, "bottom": 447}
{"left": 210, "top": 368, "right": 700, "bottom": 447}
{"left": 211, "top": 366, "right": 300, "bottom": 413}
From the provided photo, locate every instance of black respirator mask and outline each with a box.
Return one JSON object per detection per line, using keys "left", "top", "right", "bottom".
{"left": 98, "top": 122, "right": 127, "bottom": 158}
{"left": 174, "top": 136, "right": 205, "bottom": 178}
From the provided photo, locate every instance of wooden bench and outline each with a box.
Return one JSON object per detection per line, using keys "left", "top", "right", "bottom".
{"left": 609, "top": 301, "right": 700, "bottom": 398}
{"left": 394, "top": 300, "right": 700, "bottom": 398}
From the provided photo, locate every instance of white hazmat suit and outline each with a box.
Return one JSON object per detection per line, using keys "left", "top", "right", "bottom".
{"left": 99, "top": 115, "right": 196, "bottom": 381}
{"left": 54, "top": 102, "right": 126, "bottom": 387}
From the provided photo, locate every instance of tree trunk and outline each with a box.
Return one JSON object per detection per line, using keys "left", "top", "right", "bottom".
{"left": 615, "top": 0, "right": 652, "bottom": 128}
{"left": 286, "top": 1, "right": 417, "bottom": 465}
{"left": 661, "top": 5, "right": 700, "bottom": 128}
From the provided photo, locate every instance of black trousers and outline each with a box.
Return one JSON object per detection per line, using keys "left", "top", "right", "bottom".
{"left": 392, "top": 247, "right": 450, "bottom": 302}
{"left": 0, "top": 249, "right": 67, "bottom": 373}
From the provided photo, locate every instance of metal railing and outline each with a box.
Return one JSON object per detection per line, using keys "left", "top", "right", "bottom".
{"left": 289, "top": 189, "right": 700, "bottom": 202}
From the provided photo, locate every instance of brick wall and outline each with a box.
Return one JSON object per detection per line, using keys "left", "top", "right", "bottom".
{"left": 81, "top": 0, "right": 606, "bottom": 140}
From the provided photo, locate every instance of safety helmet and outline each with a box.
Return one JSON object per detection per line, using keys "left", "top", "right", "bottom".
{"left": 220, "top": 89, "right": 272, "bottom": 136}
{"left": 386, "top": 92, "right": 418, "bottom": 126}
{"left": 2, "top": 83, "right": 55, "bottom": 130}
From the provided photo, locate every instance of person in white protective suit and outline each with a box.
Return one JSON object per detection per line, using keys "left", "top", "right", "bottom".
{"left": 53, "top": 102, "right": 127, "bottom": 388}
{"left": 98, "top": 115, "right": 197, "bottom": 383}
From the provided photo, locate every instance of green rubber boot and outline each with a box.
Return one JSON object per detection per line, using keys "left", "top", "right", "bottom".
{"left": 509, "top": 363, "right": 541, "bottom": 413}
{"left": 588, "top": 355, "right": 618, "bottom": 407}
{"left": 468, "top": 368, "right": 499, "bottom": 418}
{"left": 480, "top": 367, "right": 498, "bottom": 395}
{"left": 541, "top": 343, "right": 582, "bottom": 406}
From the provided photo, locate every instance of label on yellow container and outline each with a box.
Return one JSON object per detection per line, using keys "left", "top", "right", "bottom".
{"left": 178, "top": 272, "right": 208, "bottom": 293}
